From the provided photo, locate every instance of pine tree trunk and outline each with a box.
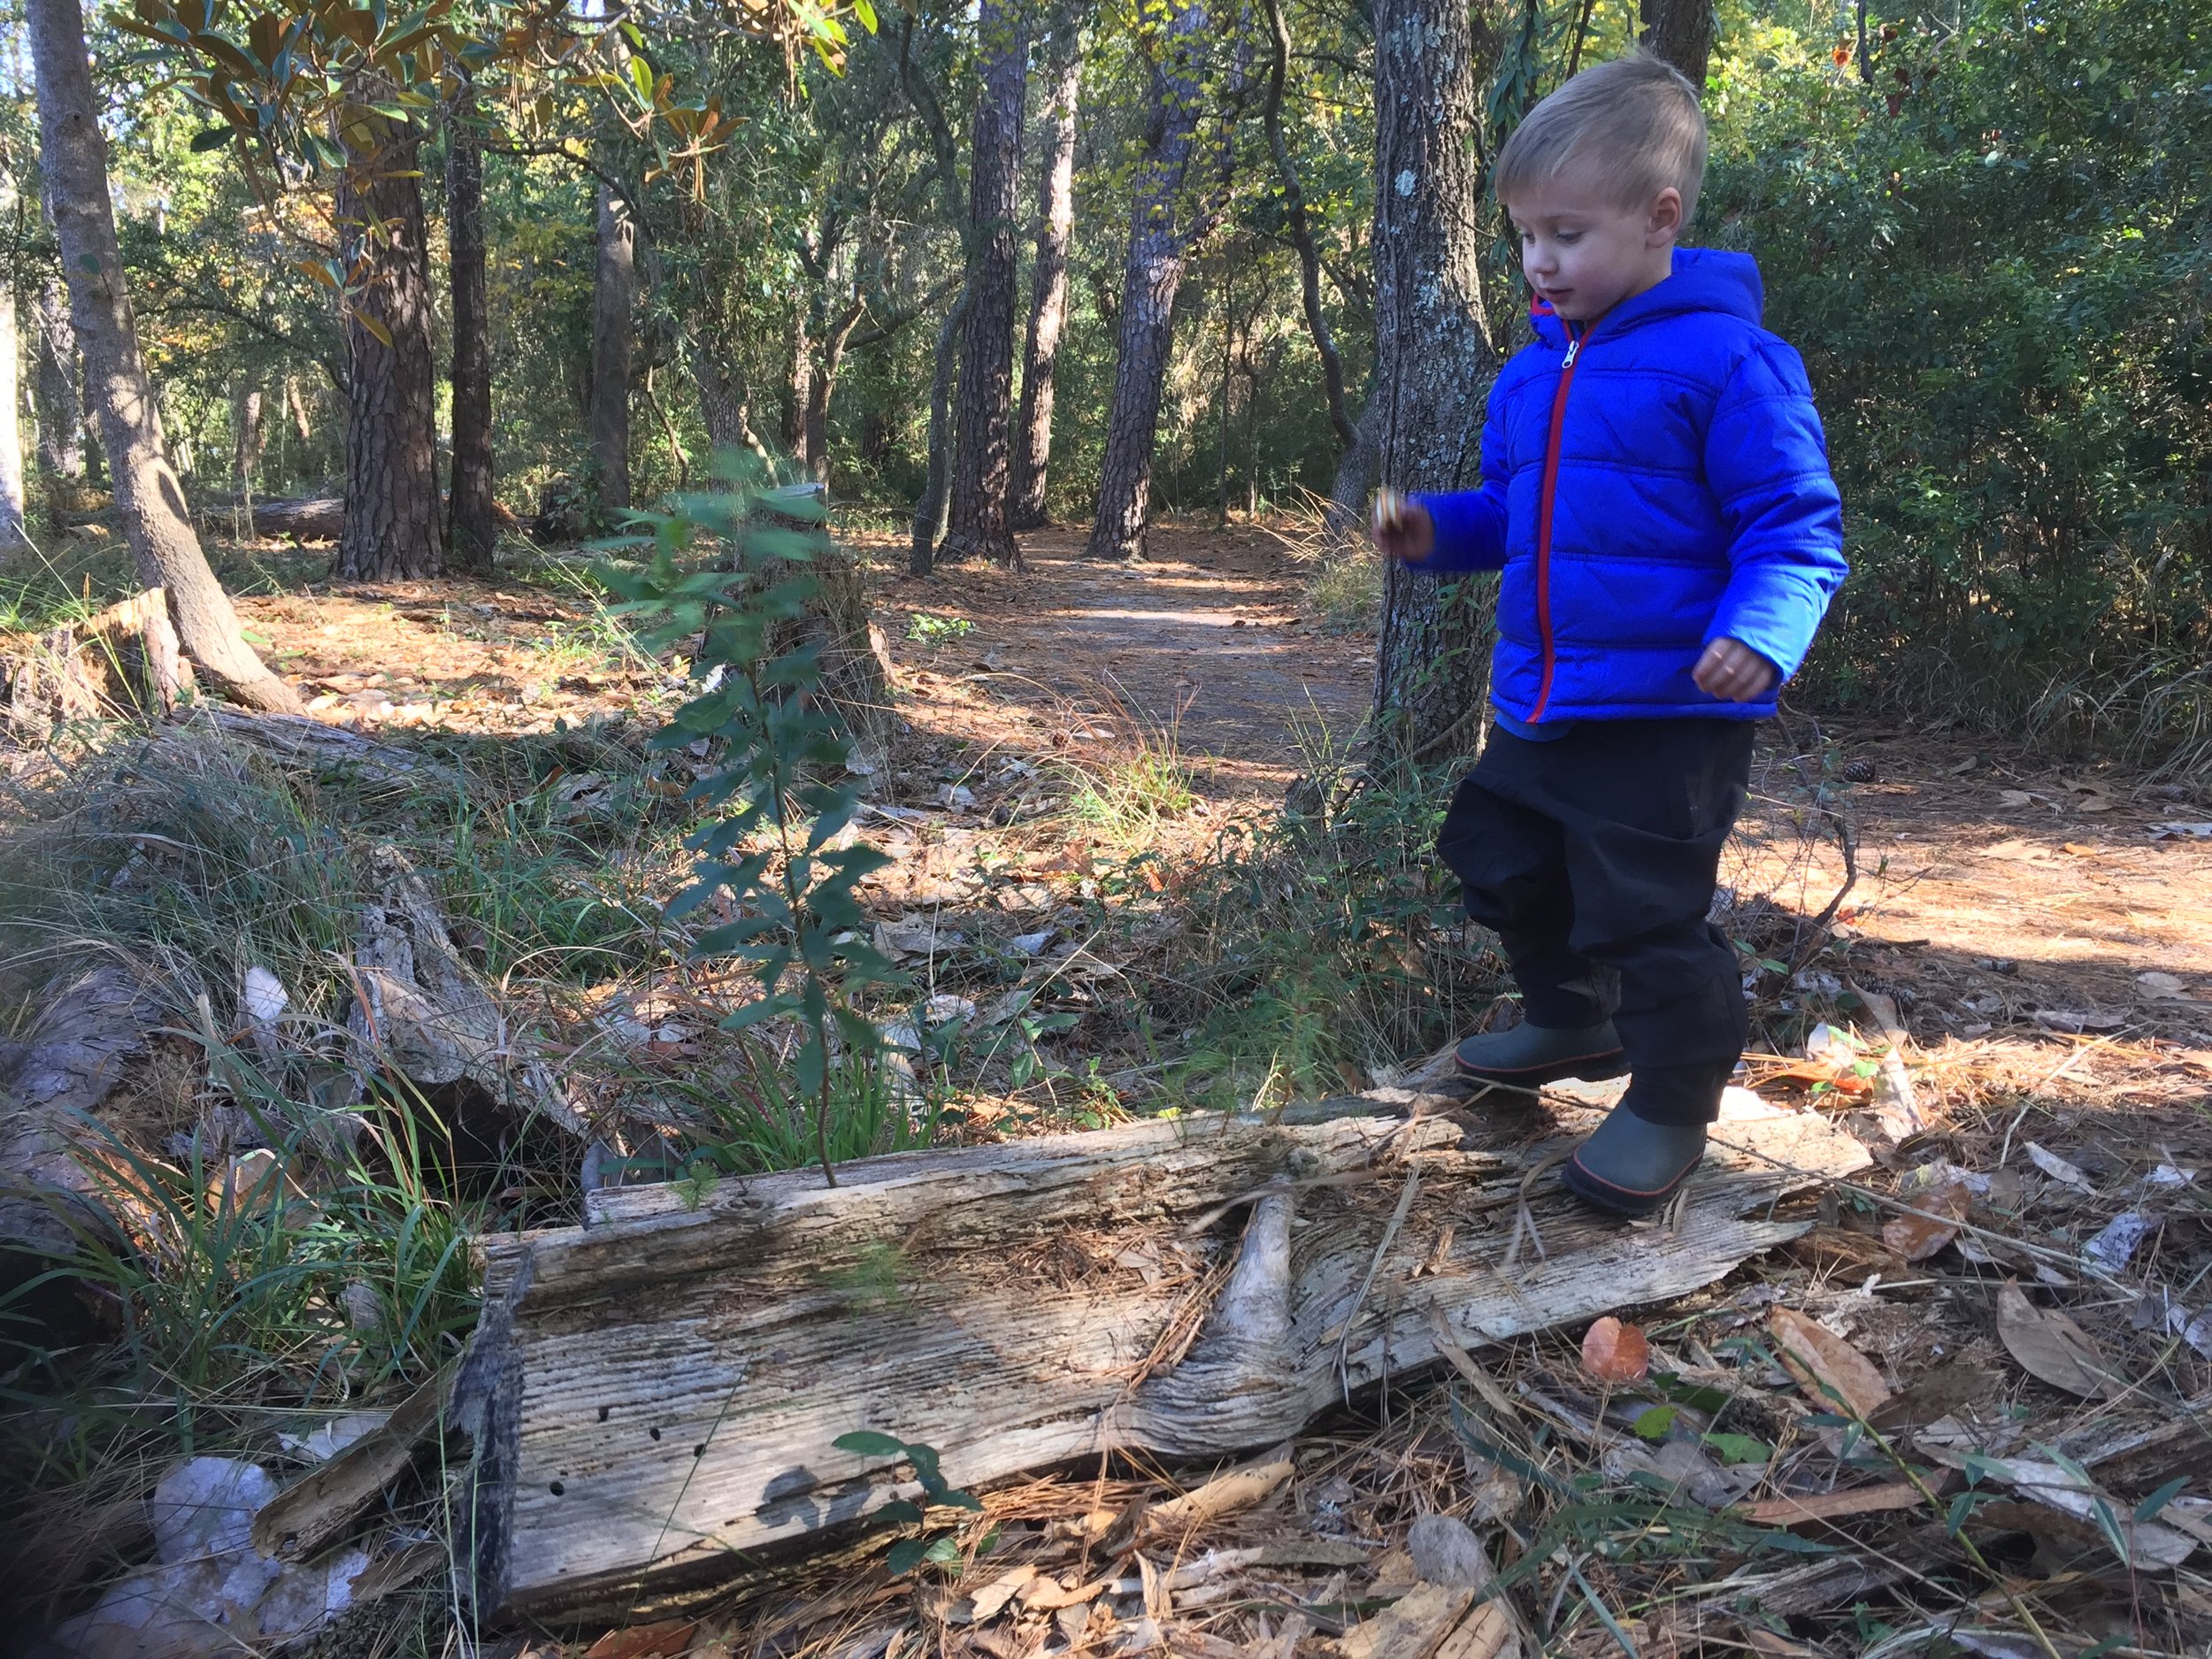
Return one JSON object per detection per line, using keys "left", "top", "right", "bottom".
{"left": 1368, "top": 0, "right": 1498, "bottom": 765}
{"left": 447, "top": 88, "right": 497, "bottom": 572}
{"left": 941, "top": 0, "right": 1027, "bottom": 565}
{"left": 0, "top": 281, "right": 24, "bottom": 540}
{"left": 588, "top": 186, "right": 635, "bottom": 517}
{"left": 1086, "top": 0, "right": 1213, "bottom": 563}
{"left": 33, "top": 269, "right": 85, "bottom": 483}
{"left": 333, "top": 104, "right": 443, "bottom": 582}
{"left": 26, "top": 0, "right": 300, "bottom": 711}
{"left": 1008, "top": 27, "right": 1080, "bottom": 533}
{"left": 1639, "top": 0, "right": 1716, "bottom": 88}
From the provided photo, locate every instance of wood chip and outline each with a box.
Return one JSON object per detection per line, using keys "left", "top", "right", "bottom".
{"left": 1737, "top": 1480, "right": 1933, "bottom": 1526}
{"left": 1334, "top": 1583, "right": 1477, "bottom": 1659}
{"left": 1134, "top": 1456, "right": 1293, "bottom": 1543}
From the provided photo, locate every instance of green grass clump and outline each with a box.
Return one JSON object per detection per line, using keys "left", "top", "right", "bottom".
{"left": 1303, "top": 549, "right": 1381, "bottom": 635}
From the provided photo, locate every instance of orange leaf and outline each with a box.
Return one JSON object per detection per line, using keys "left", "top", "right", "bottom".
{"left": 1580, "top": 1316, "right": 1649, "bottom": 1383}
{"left": 583, "top": 1621, "right": 696, "bottom": 1659}
{"left": 1767, "top": 1306, "right": 1891, "bottom": 1418}
{"left": 1881, "top": 1179, "right": 1970, "bottom": 1262}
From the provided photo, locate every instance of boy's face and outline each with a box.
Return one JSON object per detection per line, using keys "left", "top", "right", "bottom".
{"left": 1506, "top": 169, "right": 1683, "bottom": 324}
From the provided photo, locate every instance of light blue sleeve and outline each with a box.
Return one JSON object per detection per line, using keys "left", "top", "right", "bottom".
{"left": 1703, "top": 339, "right": 1848, "bottom": 678}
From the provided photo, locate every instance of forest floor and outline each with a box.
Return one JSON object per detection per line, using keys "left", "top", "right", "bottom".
{"left": 5, "top": 517, "right": 2212, "bottom": 1657}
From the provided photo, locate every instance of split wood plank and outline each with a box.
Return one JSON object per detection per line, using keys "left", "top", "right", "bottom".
{"left": 457, "top": 1094, "right": 1869, "bottom": 1618}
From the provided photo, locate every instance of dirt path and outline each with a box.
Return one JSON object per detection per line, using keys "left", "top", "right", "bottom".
{"left": 879, "top": 522, "right": 1371, "bottom": 795}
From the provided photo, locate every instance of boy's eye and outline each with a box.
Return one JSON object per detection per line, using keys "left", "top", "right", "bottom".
{"left": 1557, "top": 231, "right": 1582, "bottom": 244}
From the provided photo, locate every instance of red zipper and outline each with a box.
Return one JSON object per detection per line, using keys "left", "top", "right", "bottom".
{"left": 1528, "top": 323, "right": 1585, "bottom": 722}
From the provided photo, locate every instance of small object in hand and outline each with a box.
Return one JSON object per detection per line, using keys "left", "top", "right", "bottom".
{"left": 1371, "top": 486, "right": 1409, "bottom": 540}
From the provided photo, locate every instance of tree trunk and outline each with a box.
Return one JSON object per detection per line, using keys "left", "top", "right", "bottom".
{"left": 803, "top": 299, "right": 864, "bottom": 484}
{"left": 910, "top": 288, "right": 969, "bottom": 576}
{"left": 333, "top": 104, "right": 443, "bottom": 582}
{"left": 455, "top": 1096, "right": 1868, "bottom": 1620}
{"left": 26, "top": 0, "right": 300, "bottom": 710}
{"left": 1262, "top": 0, "right": 1355, "bottom": 457}
{"left": 588, "top": 185, "right": 636, "bottom": 517}
{"left": 447, "top": 86, "right": 497, "bottom": 572}
{"left": 687, "top": 338, "right": 773, "bottom": 467}
{"left": 1639, "top": 0, "right": 1717, "bottom": 89}
{"left": 33, "top": 269, "right": 85, "bottom": 483}
{"left": 1008, "top": 26, "right": 1080, "bottom": 533}
{"left": 1369, "top": 0, "right": 1498, "bottom": 765}
{"left": 1086, "top": 0, "right": 1214, "bottom": 562}
{"left": 0, "top": 281, "right": 24, "bottom": 541}
{"left": 941, "top": 0, "right": 1027, "bottom": 565}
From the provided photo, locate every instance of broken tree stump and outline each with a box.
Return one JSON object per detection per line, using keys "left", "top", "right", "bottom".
{"left": 455, "top": 1094, "right": 1870, "bottom": 1619}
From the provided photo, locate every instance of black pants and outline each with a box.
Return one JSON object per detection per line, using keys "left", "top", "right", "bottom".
{"left": 1437, "top": 718, "right": 1758, "bottom": 1125}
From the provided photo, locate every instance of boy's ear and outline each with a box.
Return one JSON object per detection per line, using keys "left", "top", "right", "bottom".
{"left": 1647, "top": 187, "right": 1685, "bottom": 243}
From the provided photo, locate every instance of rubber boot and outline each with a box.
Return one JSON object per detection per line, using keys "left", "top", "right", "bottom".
{"left": 1454, "top": 1018, "right": 1626, "bottom": 1089}
{"left": 1561, "top": 1064, "right": 1729, "bottom": 1216}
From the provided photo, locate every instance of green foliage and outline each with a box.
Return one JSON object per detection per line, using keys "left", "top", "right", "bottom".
{"left": 831, "top": 1429, "right": 984, "bottom": 1575}
{"left": 903, "top": 611, "right": 972, "bottom": 647}
{"left": 601, "top": 458, "right": 900, "bottom": 1186}
{"left": 1709, "top": 2, "right": 2212, "bottom": 764}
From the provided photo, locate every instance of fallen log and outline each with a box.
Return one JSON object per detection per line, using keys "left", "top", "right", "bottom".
{"left": 454, "top": 1094, "right": 1869, "bottom": 1619}
{"left": 238, "top": 495, "right": 522, "bottom": 543}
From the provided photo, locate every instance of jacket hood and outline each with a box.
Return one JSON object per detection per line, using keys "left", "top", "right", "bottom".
{"left": 1529, "top": 248, "right": 1765, "bottom": 347}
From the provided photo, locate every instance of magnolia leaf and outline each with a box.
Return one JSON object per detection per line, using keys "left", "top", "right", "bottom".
{"left": 1768, "top": 1306, "right": 1891, "bottom": 1418}
{"left": 1994, "top": 1280, "right": 2116, "bottom": 1398}
{"left": 833, "top": 1430, "right": 905, "bottom": 1457}
{"left": 190, "top": 125, "right": 234, "bottom": 150}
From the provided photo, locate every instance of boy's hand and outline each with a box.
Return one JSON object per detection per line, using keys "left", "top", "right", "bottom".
{"left": 1694, "top": 637, "right": 1778, "bottom": 702}
{"left": 1371, "top": 488, "right": 1435, "bottom": 563}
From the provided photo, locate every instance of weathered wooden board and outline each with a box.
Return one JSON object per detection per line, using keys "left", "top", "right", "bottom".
{"left": 456, "top": 1094, "right": 1869, "bottom": 1619}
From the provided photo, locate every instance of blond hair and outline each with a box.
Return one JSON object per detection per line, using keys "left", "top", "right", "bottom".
{"left": 1493, "top": 50, "right": 1709, "bottom": 224}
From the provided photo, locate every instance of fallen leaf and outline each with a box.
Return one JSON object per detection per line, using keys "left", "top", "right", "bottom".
{"left": 1736, "top": 1479, "right": 1932, "bottom": 1526}
{"left": 1996, "top": 789, "right": 2037, "bottom": 810}
{"left": 1994, "top": 1280, "right": 2116, "bottom": 1398}
{"left": 966, "top": 1563, "right": 1038, "bottom": 1622}
{"left": 1768, "top": 1307, "right": 1891, "bottom": 1418}
{"left": 2024, "top": 1141, "right": 2093, "bottom": 1191}
{"left": 2061, "top": 841, "right": 2100, "bottom": 856}
{"left": 1868, "top": 1361, "right": 2002, "bottom": 1432}
{"left": 2148, "top": 821, "right": 2212, "bottom": 840}
{"left": 2032, "top": 1009, "right": 2127, "bottom": 1034}
{"left": 2137, "top": 972, "right": 2189, "bottom": 997}
{"left": 1579, "top": 1316, "right": 1650, "bottom": 1383}
{"left": 1936, "top": 1452, "right": 2193, "bottom": 1567}
{"left": 582, "top": 1620, "right": 696, "bottom": 1659}
{"left": 1883, "top": 1179, "right": 1970, "bottom": 1262}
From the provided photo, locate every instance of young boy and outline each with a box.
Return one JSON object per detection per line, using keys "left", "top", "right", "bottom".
{"left": 1371, "top": 51, "right": 1847, "bottom": 1216}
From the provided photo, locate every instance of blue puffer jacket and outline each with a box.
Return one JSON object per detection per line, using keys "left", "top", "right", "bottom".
{"left": 1412, "top": 248, "right": 1847, "bottom": 724}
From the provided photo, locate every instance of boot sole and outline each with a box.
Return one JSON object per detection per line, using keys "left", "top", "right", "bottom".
{"left": 1452, "top": 1048, "right": 1628, "bottom": 1091}
{"left": 1561, "top": 1151, "right": 1699, "bottom": 1217}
